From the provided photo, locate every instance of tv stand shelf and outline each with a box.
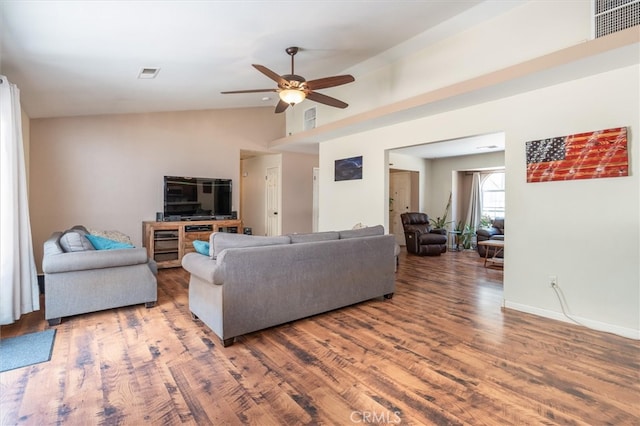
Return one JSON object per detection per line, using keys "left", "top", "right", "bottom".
{"left": 143, "top": 219, "right": 241, "bottom": 269}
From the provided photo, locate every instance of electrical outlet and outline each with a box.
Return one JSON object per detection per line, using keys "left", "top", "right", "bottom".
{"left": 549, "top": 275, "right": 557, "bottom": 287}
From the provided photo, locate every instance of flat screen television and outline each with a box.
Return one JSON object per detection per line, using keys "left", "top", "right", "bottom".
{"left": 163, "top": 176, "right": 232, "bottom": 220}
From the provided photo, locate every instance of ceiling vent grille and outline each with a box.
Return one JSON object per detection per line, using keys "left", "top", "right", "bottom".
{"left": 594, "top": 0, "right": 640, "bottom": 38}
{"left": 138, "top": 67, "right": 160, "bottom": 79}
{"left": 303, "top": 107, "right": 317, "bottom": 131}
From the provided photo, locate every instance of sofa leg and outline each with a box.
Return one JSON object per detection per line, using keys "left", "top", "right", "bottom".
{"left": 384, "top": 293, "right": 394, "bottom": 299}
{"left": 222, "top": 337, "right": 234, "bottom": 347}
{"left": 145, "top": 301, "right": 156, "bottom": 308}
{"left": 47, "top": 318, "right": 61, "bottom": 326}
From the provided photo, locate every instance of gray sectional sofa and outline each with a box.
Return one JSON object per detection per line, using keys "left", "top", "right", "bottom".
{"left": 42, "top": 226, "right": 158, "bottom": 325}
{"left": 181, "top": 225, "right": 396, "bottom": 347}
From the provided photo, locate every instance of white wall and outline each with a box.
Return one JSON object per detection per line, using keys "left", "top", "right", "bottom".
{"left": 30, "top": 107, "right": 284, "bottom": 269}
{"left": 319, "top": 65, "right": 639, "bottom": 338}
{"left": 503, "top": 66, "right": 639, "bottom": 338}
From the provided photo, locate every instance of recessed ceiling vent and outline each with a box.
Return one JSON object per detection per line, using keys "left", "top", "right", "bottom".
{"left": 138, "top": 67, "right": 160, "bottom": 79}
{"left": 594, "top": 0, "right": 639, "bottom": 38}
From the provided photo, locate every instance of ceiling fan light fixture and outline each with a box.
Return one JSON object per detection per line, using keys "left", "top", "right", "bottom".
{"left": 279, "top": 89, "right": 305, "bottom": 106}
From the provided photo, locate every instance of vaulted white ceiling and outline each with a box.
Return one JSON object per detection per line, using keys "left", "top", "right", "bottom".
{"left": 0, "top": 0, "right": 486, "bottom": 119}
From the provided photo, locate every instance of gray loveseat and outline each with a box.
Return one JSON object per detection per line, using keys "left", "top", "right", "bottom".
{"left": 42, "top": 226, "right": 158, "bottom": 325}
{"left": 181, "top": 225, "right": 396, "bottom": 347}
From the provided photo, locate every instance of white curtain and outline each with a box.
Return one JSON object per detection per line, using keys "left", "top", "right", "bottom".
{"left": 465, "top": 172, "right": 482, "bottom": 231}
{"left": 0, "top": 75, "right": 39, "bottom": 325}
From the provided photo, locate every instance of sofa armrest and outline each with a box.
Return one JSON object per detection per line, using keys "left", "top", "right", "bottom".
{"left": 403, "top": 230, "right": 420, "bottom": 254}
{"left": 43, "top": 248, "right": 149, "bottom": 274}
{"left": 429, "top": 229, "right": 447, "bottom": 235}
{"left": 476, "top": 227, "right": 500, "bottom": 240}
{"left": 182, "top": 252, "right": 222, "bottom": 285}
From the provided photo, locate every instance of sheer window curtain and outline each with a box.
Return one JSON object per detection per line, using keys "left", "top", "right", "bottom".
{"left": 464, "top": 172, "right": 482, "bottom": 232}
{"left": 0, "top": 75, "right": 39, "bottom": 325}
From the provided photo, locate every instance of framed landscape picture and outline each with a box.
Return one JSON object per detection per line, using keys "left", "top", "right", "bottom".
{"left": 335, "top": 156, "right": 363, "bottom": 181}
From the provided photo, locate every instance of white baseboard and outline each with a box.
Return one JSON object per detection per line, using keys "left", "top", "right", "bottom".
{"left": 503, "top": 300, "right": 640, "bottom": 340}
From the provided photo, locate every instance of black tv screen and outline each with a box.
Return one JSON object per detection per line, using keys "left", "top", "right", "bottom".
{"left": 164, "top": 176, "right": 232, "bottom": 220}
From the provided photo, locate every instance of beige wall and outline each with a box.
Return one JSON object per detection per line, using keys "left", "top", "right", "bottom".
{"left": 429, "top": 151, "right": 505, "bottom": 224}
{"left": 30, "top": 107, "right": 284, "bottom": 270}
{"left": 240, "top": 152, "right": 318, "bottom": 236}
{"left": 241, "top": 154, "right": 282, "bottom": 236}
{"left": 281, "top": 152, "right": 319, "bottom": 234}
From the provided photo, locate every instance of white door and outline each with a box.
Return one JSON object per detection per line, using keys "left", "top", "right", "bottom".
{"left": 390, "top": 172, "right": 412, "bottom": 246}
{"left": 265, "top": 166, "right": 280, "bottom": 236}
{"left": 312, "top": 167, "right": 319, "bottom": 232}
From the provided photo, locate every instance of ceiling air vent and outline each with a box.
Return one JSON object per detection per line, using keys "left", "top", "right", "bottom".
{"left": 303, "top": 107, "right": 316, "bottom": 131}
{"left": 138, "top": 67, "right": 160, "bottom": 79}
{"left": 594, "top": 0, "right": 640, "bottom": 38}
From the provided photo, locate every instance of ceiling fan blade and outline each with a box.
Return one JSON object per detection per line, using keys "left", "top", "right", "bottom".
{"left": 253, "top": 64, "right": 288, "bottom": 86}
{"left": 221, "top": 88, "right": 277, "bottom": 94}
{"left": 306, "top": 75, "right": 355, "bottom": 91}
{"left": 274, "top": 100, "right": 290, "bottom": 113}
{"left": 306, "top": 91, "right": 349, "bottom": 109}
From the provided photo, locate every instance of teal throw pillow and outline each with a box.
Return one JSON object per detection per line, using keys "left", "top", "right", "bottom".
{"left": 192, "top": 240, "right": 210, "bottom": 256}
{"left": 86, "top": 234, "right": 135, "bottom": 250}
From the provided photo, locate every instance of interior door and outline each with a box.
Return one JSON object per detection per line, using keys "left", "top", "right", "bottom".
{"left": 312, "top": 167, "right": 319, "bottom": 232}
{"left": 265, "top": 166, "right": 280, "bottom": 236}
{"left": 390, "top": 171, "right": 412, "bottom": 246}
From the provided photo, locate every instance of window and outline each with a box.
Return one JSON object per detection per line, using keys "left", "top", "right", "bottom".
{"left": 481, "top": 172, "right": 505, "bottom": 220}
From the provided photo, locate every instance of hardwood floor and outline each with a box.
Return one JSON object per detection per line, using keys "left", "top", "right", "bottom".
{"left": 1, "top": 249, "right": 638, "bottom": 425}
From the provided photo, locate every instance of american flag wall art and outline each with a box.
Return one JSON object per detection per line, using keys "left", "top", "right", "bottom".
{"left": 525, "top": 127, "right": 628, "bottom": 183}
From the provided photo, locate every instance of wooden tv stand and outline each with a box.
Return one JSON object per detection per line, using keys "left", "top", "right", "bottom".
{"left": 142, "top": 219, "right": 242, "bottom": 269}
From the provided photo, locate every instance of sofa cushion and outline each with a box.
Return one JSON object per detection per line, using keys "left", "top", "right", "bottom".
{"left": 210, "top": 232, "right": 291, "bottom": 259}
{"left": 289, "top": 231, "right": 340, "bottom": 244}
{"left": 192, "top": 240, "right": 210, "bottom": 256}
{"left": 59, "top": 229, "right": 95, "bottom": 252}
{"left": 339, "top": 224, "right": 384, "bottom": 239}
{"left": 85, "top": 234, "right": 134, "bottom": 250}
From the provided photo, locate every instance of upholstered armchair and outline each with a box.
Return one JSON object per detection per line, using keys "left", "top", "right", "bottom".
{"left": 400, "top": 212, "right": 448, "bottom": 256}
{"left": 476, "top": 217, "right": 504, "bottom": 257}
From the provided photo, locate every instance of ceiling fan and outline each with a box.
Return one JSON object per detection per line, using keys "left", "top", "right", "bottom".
{"left": 221, "top": 46, "right": 355, "bottom": 113}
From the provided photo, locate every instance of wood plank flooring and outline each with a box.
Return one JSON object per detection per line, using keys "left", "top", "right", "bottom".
{"left": 1, "top": 249, "right": 638, "bottom": 425}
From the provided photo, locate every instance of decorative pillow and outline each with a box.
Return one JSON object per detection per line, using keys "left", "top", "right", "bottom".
{"left": 85, "top": 234, "right": 134, "bottom": 250}
{"left": 192, "top": 240, "right": 210, "bottom": 256}
{"left": 58, "top": 229, "right": 95, "bottom": 252}
{"left": 87, "top": 229, "right": 133, "bottom": 245}
{"left": 210, "top": 232, "right": 290, "bottom": 259}
{"left": 339, "top": 224, "right": 384, "bottom": 239}
{"left": 289, "top": 231, "right": 340, "bottom": 244}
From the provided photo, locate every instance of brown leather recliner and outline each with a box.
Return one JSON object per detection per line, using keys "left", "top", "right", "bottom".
{"left": 400, "top": 212, "right": 448, "bottom": 256}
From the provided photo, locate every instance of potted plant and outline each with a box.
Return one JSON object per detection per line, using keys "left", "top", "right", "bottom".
{"left": 454, "top": 221, "right": 475, "bottom": 250}
{"left": 430, "top": 192, "right": 452, "bottom": 232}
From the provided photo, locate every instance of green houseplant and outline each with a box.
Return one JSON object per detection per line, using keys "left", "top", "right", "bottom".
{"left": 430, "top": 192, "right": 452, "bottom": 231}
{"left": 454, "top": 221, "right": 475, "bottom": 249}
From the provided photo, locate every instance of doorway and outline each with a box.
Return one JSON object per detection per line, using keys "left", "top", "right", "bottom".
{"left": 265, "top": 166, "right": 281, "bottom": 236}
{"left": 389, "top": 170, "right": 419, "bottom": 246}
